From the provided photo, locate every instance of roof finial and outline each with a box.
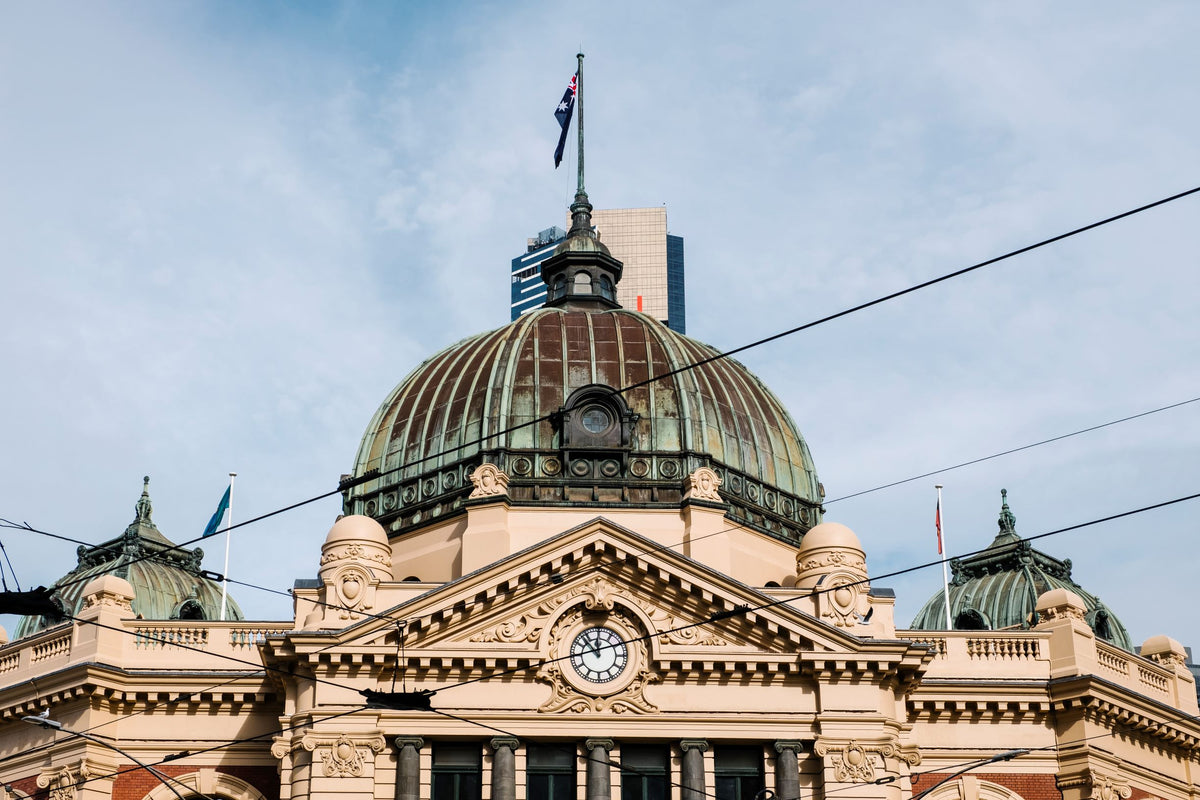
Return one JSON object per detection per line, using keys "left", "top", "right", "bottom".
{"left": 136, "top": 475, "right": 153, "bottom": 523}
{"left": 997, "top": 488, "right": 1016, "bottom": 534}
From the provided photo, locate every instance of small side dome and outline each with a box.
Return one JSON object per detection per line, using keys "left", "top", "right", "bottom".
{"left": 797, "top": 522, "right": 863, "bottom": 554}
{"left": 324, "top": 514, "right": 390, "bottom": 548}
{"left": 911, "top": 491, "right": 1133, "bottom": 649}
{"left": 795, "top": 520, "right": 868, "bottom": 592}
{"left": 16, "top": 478, "right": 243, "bottom": 638}
{"left": 80, "top": 574, "right": 135, "bottom": 602}
{"left": 319, "top": 514, "right": 393, "bottom": 582}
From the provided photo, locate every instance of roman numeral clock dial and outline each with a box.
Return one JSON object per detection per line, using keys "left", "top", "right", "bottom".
{"left": 569, "top": 626, "right": 628, "bottom": 683}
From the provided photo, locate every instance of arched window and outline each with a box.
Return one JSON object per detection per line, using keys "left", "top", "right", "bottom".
{"left": 599, "top": 274, "right": 615, "bottom": 301}
{"left": 954, "top": 608, "right": 988, "bottom": 631}
{"left": 176, "top": 600, "right": 205, "bottom": 620}
{"left": 573, "top": 272, "right": 592, "bottom": 293}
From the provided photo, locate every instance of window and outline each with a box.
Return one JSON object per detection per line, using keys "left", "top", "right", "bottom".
{"left": 715, "top": 746, "right": 763, "bottom": 800}
{"left": 432, "top": 743, "right": 481, "bottom": 800}
{"left": 620, "top": 745, "right": 668, "bottom": 800}
{"left": 528, "top": 743, "right": 575, "bottom": 800}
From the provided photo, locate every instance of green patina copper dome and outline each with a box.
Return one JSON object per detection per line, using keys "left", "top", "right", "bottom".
{"left": 345, "top": 189, "right": 823, "bottom": 543}
{"left": 346, "top": 306, "right": 823, "bottom": 543}
{"left": 910, "top": 490, "right": 1132, "bottom": 650}
{"left": 15, "top": 478, "right": 242, "bottom": 638}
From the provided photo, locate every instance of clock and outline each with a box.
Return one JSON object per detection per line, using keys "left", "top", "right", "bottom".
{"left": 569, "top": 626, "right": 628, "bottom": 683}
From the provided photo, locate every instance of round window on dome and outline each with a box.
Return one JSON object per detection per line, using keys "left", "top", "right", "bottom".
{"left": 581, "top": 405, "right": 613, "bottom": 434}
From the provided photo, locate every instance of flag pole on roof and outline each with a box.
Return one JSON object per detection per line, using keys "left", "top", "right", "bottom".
{"left": 936, "top": 484, "right": 952, "bottom": 629}
{"left": 219, "top": 473, "right": 236, "bottom": 621}
{"left": 575, "top": 52, "right": 585, "bottom": 194}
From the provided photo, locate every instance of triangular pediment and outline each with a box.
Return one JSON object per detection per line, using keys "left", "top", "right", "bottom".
{"left": 308, "top": 517, "right": 876, "bottom": 660}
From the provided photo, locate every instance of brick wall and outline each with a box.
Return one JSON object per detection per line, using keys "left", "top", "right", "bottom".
{"left": 112, "top": 764, "right": 279, "bottom": 800}
{"left": 911, "top": 772, "right": 1061, "bottom": 800}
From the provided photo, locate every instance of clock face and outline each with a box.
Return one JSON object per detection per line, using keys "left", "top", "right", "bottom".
{"left": 569, "top": 626, "right": 628, "bottom": 683}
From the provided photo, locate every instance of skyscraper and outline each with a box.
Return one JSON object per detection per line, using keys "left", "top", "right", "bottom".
{"left": 510, "top": 207, "right": 686, "bottom": 333}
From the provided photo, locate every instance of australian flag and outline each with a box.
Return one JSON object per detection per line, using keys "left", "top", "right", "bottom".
{"left": 553, "top": 72, "right": 577, "bottom": 168}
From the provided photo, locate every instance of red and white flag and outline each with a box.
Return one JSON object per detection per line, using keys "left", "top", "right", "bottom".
{"left": 935, "top": 498, "right": 943, "bottom": 554}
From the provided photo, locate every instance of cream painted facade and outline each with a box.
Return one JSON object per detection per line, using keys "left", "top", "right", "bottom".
{"left": 0, "top": 465, "right": 1197, "bottom": 800}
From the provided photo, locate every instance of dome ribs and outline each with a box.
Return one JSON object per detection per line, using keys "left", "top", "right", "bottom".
{"left": 349, "top": 307, "right": 823, "bottom": 538}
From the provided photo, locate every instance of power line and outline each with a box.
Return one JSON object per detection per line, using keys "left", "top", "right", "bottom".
{"left": 824, "top": 394, "right": 1200, "bottom": 504}
{"left": 15, "top": 493, "right": 1200, "bottom": 799}
{"left": 32, "top": 183, "right": 1199, "bottom": 596}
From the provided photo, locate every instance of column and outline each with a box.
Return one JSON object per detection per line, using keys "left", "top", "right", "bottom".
{"left": 584, "top": 738, "right": 615, "bottom": 800}
{"left": 775, "top": 741, "right": 804, "bottom": 800}
{"left": 393, "top": 736, "right": 424, "bottom": 800}
{"left": 680, "top": 740, "right": 708, "bottom": 800}
{"left": 491, "top": 737, "right": 519, "bottom": 800}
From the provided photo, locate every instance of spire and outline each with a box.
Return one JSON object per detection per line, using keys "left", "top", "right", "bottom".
{"left": 989, "top": 488, "right": 1021, "bottom": 547}
{"left": 540, "top": 51, "right": 624, "bottom": 311}
{"left": 135, "top": 475, "right": 154, "bottom": 524}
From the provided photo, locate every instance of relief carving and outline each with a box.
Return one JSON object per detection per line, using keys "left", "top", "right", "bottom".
{"left": 1089, "top": 773, "right": 1132, "bottom": 800}
{"left": 814, "top": 739, "right": 918, "bottom": 784}
{"left": 684, "top": 467, "right": 723, "bottom": 502}
{"left": 469, "top": 464, "right": 509, "bottom": 499}
{"left": 469, "top": 576, "right": 618, "bottom": 643}
{"left": 536, "top": 663, "right": 660, "bottom": 714}
{"left": 1039, "top": 603, "right": 1087, "bottom": 624}
{"left": 301, "top": 732, "right": 386, "bottom": 778}
{"left": 629, "top": 595, "right": 728, "bottom": 647}
{"left": 37, "top": 762, "right": 91, "bottom": 800}
{"left": 319, "top": 543, "right": 390, "bottom": 567}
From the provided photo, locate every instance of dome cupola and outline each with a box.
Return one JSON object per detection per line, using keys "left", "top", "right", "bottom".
{"left": 15, "top": 477, "right": 243, "bottom": 638}
{"left": 910, "top": 490, "right": 1132, "bottom": 649}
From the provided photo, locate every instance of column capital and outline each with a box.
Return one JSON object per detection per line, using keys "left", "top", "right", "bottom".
{"left": 585, "top": 738, "right": 615, "bottom": 752}
{"left": 774, "top": 740, "right": 805, "bottom": 755}
{"left": 680, "top": 739, "right": 709, "bottom": 753}
{"left": 393, "top": 736, "right": 425, "bottom": 751}
{"left": 491, "top": 736, "right": 520, "bottom": 752}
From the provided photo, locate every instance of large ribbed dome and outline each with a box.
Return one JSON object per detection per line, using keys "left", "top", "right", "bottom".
{"left": 15, "top": 478, "right": 243, "bottom": 638}
{"left": 910, "top": 490, "right": 1132, "bottom": 650}
{"left": 346, "top": 306, "right": 823, "bottom": 542}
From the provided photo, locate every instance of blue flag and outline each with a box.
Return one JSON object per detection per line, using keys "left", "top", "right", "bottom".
{"left": 203, "top": 486, "right": 231, "bottom": 537}
{"left": 553, "top": 72, "right": 577, "bottom": 168}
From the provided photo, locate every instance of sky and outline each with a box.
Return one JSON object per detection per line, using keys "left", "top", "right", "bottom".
{"left": 1, "top": 2, "right": 1198, "bottom": 648}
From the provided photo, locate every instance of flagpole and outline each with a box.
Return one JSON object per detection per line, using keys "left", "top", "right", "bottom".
{"left": 575, "top": 51, "right": 585, "bottom": 195}
{"left": 936, "top": 484, "right": 952, "bottom": 628}
{"left": 219, "top": 472, "right": 236, "bottom": 621}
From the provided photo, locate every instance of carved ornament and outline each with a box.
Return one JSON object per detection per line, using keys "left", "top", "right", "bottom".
{"left": 319, "top": 543, "right": 390, "bottom": 567}
{"left": 684, "top": 467, "right": 723, "bottom": 502}
{"left": 1038, "top": 603, "right": 1087, "bottom": 624}
{"left": 81, "top": 588, "right": 134, "bottom": 613}
{"left": 469, "top": 464, "right": 509, "bottom": 499}
{"left": 37, "top": 762, "right": 92, "bottom": 800}
{"left": 798, "top": 551, "right": 867, "bottom": 575}
{"left": 469, "top": 576, "right": 619, "bottom": 643}
{"left": 536, "top": 662, "right": 660, "bottom": 714}
{"left": 814, "top": 739, "right": 920, "bottom": 784}
{"left": 300, "top": 732, "right": 386, "bottom": 778}
{"left": 1088, "top": 772, "right": 1132, "bottom": 800}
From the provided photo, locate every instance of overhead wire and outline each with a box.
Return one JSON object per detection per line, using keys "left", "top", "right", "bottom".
{"left": 11, "top": 494, "right": 1200, "bottom": 799}
{"left": 823, "top": 394, "right": 1200, "bottom": 504}
{"left": 28, "top": 183, "right": 1200, "bottom": 598}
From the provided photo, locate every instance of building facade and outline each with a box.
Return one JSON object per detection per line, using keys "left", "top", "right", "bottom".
{"left": 510, "top": 207, "right": 685, "bottom": 334}
{"left": 1, "top": 189, "right": 1197, "bottom": 800}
